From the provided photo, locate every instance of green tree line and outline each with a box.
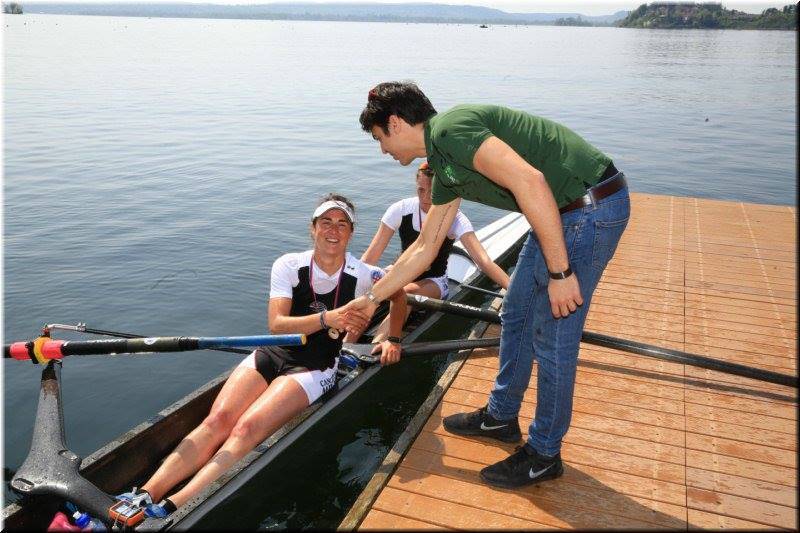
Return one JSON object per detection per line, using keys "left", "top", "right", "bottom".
{"left": 619, "top": 2, "right": 796, "bottom": 29}
{"left": 3, "top": 2, "right": 23, "bottom": 14}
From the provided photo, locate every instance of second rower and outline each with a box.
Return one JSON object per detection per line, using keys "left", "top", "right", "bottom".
{"left": 361, "top": 161, "right": 509, "bottom": 304}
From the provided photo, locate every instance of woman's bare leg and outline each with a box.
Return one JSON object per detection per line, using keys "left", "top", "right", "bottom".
{"left": 140, "top": 367, "right": 269, "bottom": 501}
{"left": 165, "top": 375, "right": 310, "bottom": 508}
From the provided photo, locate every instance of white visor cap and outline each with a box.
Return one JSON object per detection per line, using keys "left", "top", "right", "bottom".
{"left": 312, "top": 200, "right": 356, "bottom": 226}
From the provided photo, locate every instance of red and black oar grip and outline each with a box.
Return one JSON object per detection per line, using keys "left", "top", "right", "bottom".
{"left": 5, "top": 337, "right": 64, "bottom": 364}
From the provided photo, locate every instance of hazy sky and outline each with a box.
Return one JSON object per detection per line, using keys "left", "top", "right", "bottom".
{"left": 37, "top": 0, "right": 791, "bottom": 16}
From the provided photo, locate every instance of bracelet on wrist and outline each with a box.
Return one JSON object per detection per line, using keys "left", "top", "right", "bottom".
{"left": 319, "top": 310, "right": 328, "bottom": 330}
{"left": 387, "top": 335, "right": 401, "bottom": 345}
{"left": 548, "top": 266, "right": 573, "bottom": 280}
{"left": 366, "top": 290, "right": 381, "bottom": 305}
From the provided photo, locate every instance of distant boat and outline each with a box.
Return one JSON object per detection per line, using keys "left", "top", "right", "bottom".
{"left": 479, "top": 24, "right": 488, "bottom": 28}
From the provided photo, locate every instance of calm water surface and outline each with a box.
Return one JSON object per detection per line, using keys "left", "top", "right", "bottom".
{"left": 3, "top": 15, "right": 796, "bottom": 527}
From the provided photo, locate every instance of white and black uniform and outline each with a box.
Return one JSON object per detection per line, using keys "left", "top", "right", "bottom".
{"left": 239, "top": 251, "right": 384, "bottom": 404}
{"left": 381, "top": 197, "right": 473, "bottom": 299}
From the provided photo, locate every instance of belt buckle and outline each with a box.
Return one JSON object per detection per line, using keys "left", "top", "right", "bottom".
{"left": 584, "top": 187, "right": 598, "bottom": 208}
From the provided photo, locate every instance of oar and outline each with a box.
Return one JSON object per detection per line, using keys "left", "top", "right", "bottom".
{"left": 43, "top": 323, "right": 251, "bottom": 355}
{"left": 4, "top": 333, "right": 306, "bottom": 363}
{"left": 342, "top": 337, "right": 501, "bottom": 364}
{"left": 406, "top": 294, "right": 798, "bottom": 388}
{"left": 454, "top": 281, "right": 505, "bottom": 299}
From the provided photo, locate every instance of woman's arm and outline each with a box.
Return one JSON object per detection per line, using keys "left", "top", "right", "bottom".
{"left": 361, "top": 223, "right": 395, "bottom": 266}
{"left": 459, "top": 231, "right": 510, "bottom": 289}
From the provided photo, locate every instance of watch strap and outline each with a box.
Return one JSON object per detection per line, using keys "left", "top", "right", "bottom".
{"left": 548, "top": 266, "right": 573, "bottom": 280}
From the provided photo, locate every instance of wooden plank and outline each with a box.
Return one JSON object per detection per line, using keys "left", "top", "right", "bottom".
{"left": 685, "top": 318, "right": 797, "bottom": 340}
{"left": 436, "top": 402, "right": 686, "bottom": 465}
{"left": 684, "top": 389, "right": 797, "bottom": 419}
{"left": 413, "top": 429, "right": 685, "bottom": 485}
{"left": 687, "top": 508, "right": 784, "bottom": 530}
{"left": 686, "top": 433, "right": 797, "bottom": 469}
{"left": 682, "top": 342, "right": 796, "bottom": 370}
{"left": 394, "top": 447, "right": 687, "bottom": 529}
{"left": 682, "top": 364, "right": 798, "bottom": 396}
{"left": 685, "top": 417, "right": 796, "bottom": 450}
{"left": 358, "top": 509, "right": 451, "bottom": 530}
{"left": 372, "top": 486, "right": 554, "bottom": 530}
{"left": 456, "top": 363, "right": 686, "bottom": 402}
{"left": 687, "top": 487, "right": 797, "bottom": 529}
{"left": 687, "top": 467, "right": 797, "bottom": 508}
{"left": 442, "top": 391, "right": 686, "bottom": 447}
{"left": 685, "top": 403, "right": 797, "bottom": 433}
{"left": 450, "top": 374, "right": 686, "bottom": 431}
{"left": 462, "top": 363, "right": 687, "bottom": 415}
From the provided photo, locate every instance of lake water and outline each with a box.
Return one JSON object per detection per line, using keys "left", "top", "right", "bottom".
{"left": 2, "top": 14, "right": 796, "bottom": 527}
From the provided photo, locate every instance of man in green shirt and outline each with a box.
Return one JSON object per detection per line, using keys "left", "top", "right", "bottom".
{"left": 345, "top": 81, "right": 630, "bottom": 488}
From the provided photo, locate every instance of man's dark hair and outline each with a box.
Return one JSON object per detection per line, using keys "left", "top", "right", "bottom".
{"left": 359, "top": 82, "right": 437, "bottom": 134}
{"left": 312, "top": 193, "right": 355, "bottom": 228}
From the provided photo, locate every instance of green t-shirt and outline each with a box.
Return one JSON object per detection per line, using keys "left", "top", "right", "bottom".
{"left": 424, "top": 104, "right": 612, "bottom": 211}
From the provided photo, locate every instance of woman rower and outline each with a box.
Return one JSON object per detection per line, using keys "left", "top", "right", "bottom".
{"left": 361, "top": 161, "right": 509, "bottom": 304}
{"left": 116, "top": 194, "right": 407, "bottom": 519}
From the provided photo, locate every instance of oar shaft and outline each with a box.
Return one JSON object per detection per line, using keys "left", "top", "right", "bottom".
{"left": 456, "top": 283, "right": 504, "bottom": 299}
{"left": 406, "top": 295, "right": 798, "bottom": 388}
{"left": 341, "top": 337, "right": 501, "bottom": 363}
{"left": 406, "top": 294, "right": 499, "bottom": 323}
{"left": 581, "top": 332, "right": 797, "bottom": 388}
{"left": 403, "top": 337, "right": 501, "bottom": 357}
{"left": 44, "top": 323, "right": 251, "bottom": 355}
{"left": 5, "top": 334, "right": 305, "bottom": 361}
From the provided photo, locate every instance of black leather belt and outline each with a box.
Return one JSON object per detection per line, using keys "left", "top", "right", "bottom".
{"left": 559, "top": 163, "right": 625, "bottom": 214}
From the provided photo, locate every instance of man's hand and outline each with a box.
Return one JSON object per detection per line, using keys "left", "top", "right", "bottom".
{"left": 371, "top": 339, "right": 402, "bottom": 366}
{"left": 327, "top": 305, "right": 372, "bottom": 336}
{"left": 548, "top": 275, "right": 583, "bottom": 318}
{"left": 339, "top": 296, "right": 378, "bottom": 334}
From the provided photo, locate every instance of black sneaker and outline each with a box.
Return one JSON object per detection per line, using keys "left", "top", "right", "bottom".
{"left": 480, "top": 443, "right": 564, "bottom": 488}
{"left": 442, "top": 405, "right": 522, "bottom": 443}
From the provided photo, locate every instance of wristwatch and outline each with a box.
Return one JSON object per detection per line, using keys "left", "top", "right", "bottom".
{"left": 387, "top": 335, "right": 402, "bottom": 345}
{"left": 365, "top": 290, "right": 381, "bottom": 304}
{"left": 548, "top": 266, "right": 573, "bottom": 280}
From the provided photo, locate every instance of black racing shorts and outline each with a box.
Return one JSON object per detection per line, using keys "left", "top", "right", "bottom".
{"left": 245, "top": 347, "right": 309, "bottom": 383}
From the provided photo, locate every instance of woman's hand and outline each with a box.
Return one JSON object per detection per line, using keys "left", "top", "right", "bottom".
{"left": 326, "top": 306, "right": 371, "bottom": 336}
{"left": 371, "top": 339, "right": 401, "bottom": 366}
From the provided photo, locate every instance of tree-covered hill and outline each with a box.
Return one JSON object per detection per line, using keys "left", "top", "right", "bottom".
{"left": 618, "top": 2, "right": 797, "bottom": 29}
{"left": 3, "top": 1, "right": 24, "bottom": 13}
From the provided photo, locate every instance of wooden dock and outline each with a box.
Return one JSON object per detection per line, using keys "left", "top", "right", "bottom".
{"left": 340, "top": 193, "right": 797, "bottom": 530}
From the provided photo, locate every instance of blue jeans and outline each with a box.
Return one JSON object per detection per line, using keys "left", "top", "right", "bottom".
{"left": 487, "top": 177, "right": 630, "bottom": 457}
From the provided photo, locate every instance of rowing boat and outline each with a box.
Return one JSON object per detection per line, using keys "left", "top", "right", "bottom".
{"left": 2, "top": 212, "right": 530, "bottom": 530}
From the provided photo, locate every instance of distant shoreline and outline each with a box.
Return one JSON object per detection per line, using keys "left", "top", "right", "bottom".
{"left": 14, "top": 13, "right": 615, "bottom": 26}
{"left": 13, "top": 2, "right": 797, "bottom": 30}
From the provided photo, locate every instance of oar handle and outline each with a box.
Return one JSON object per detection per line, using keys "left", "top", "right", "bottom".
{"left": 4, "top": 334, "right": 306, "bottom": 362}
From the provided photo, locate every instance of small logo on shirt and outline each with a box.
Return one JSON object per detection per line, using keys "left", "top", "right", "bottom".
{"left": 309, "top": 301, "right": 327, "bottom": 313}
{"left": 442, "top": 164, "right": 456, "bottom": 184}
{"left": 371, "top": 269, "right": 384, "bottom": 283}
